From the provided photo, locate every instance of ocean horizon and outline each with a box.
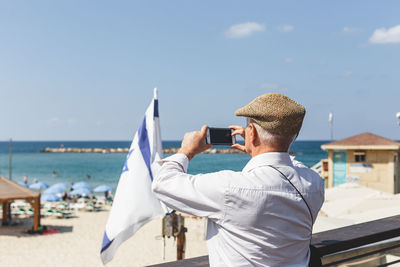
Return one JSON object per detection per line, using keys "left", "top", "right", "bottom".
{"left": 0, "top": 140, "right": 329, "bottom": 192}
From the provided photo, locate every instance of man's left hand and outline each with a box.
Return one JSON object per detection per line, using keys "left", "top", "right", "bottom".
{"left": 178, "top": 125, "right": 213, "bottom": 160}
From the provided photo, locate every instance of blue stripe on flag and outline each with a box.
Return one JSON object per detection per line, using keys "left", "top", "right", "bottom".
{"left": 122, "top": 149, "right": 134, "bottom": 173}
{"left": 101, "top": 232, "right": 114, "bottom": 253}
{"left": 154, "top": 99, "right": 159, "bottom": 118}
{"left": 138, "top": 116, "right": 154, "bottom": 180}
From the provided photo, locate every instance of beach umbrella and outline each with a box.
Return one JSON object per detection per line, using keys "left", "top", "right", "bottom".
{"left": 17, "top": 182, "right": 28, "bottom": 188}
{"left": 43, "top": 186, "right": 65, "bottom": 194}
{"left": 29, "top": 182, "right": 49, "bottom": 190}
{"left": 41, "top": 193, "right": 61, "bottom": 202}
{"left": 94, "top": 185, "right": 112, "bottom": 193}
{"left": 72, "top": 181, "right": 90, "bottom": 189}
{"left": 50, "top": 183, "right": 68, "bottom": 190}
{"left": 70, "top": 187, "right": 93, "bottom": 195}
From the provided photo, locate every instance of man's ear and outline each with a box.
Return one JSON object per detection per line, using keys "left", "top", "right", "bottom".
{"left": 249, "top": 123, "right": 257, "bottom": 145}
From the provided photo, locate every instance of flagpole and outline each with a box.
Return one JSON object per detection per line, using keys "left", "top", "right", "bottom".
{"left": 154, "top": 87, "right": 158, "bottom": 99}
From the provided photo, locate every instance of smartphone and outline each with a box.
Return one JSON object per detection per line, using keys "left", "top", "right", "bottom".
{"left": 205, "top": 127, "right": 236, "bottom": 145}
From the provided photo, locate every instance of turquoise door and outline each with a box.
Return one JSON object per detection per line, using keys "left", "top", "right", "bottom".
{"left": 333, "top": 151, "right": 347, "bottom": 186}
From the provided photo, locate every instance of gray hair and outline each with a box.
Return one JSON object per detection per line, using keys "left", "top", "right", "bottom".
{"left": 247, "top": 118, "right": 297, "bottom": 149}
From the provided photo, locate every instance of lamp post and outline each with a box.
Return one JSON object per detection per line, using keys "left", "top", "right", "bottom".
{"left": 396, "top": 112, "right": 400, "bottom": 193}
{"left": 7, "top": 138, "right": 12, "bottom": 224}
{"left": 329, "top": 112, "right": 333, "bottom": 141}
{"left": 397, "top": 112, "right": 400, "bottom": 126}
{"left": 9, "top": 138, "right": 12, "bottom": 181}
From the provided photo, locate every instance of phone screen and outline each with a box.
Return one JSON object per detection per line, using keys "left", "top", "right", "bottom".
{"left": 208, "top": 128, "right": 234, "bottom": 145}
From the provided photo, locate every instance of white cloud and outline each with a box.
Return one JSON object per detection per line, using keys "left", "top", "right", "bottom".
{"left": 259, "top": 83, "right": 278, "bottom": 90}
{"left": 343, "top": 71, "right": 353, "bottom": 77}
{"left": 284, "top": 57, "right": 294, "bottom": 63}
{"left": 67, "top": 118, "right": 76, "bottom": 125}
{"left": 225, "top": 22, "right": 265, "bottom": 39}
{"left": 259, "top": 83, "right": 288, "bottom": 92}
{"left": 369, "top": 25, "right": 400, "bottom": 44}
{"left": 277, "top": 24, "right": 294, "bottom": 32}
{"left": 47, "top": 117, "right": 77, "bottom": 126}
{"left": 48, "top": 117, "right": 60, "bottom": 124}
{"left": 343, "top": 27, "right": 360, "bottom": 33}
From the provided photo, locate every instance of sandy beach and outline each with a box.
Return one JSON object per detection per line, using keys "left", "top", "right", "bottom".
{"left": 2, "top": 183, "right": 400, "bottom": 267}
{"left": 0, "top": 208, "right": 208, "bottom": 267}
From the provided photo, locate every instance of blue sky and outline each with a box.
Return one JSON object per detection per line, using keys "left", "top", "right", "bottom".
{"left": 1, "top": 1, "right": 399, "bottom": 141}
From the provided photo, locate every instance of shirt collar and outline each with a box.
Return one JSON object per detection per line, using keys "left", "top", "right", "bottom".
{"left": 242, "top": 152, "right": 293, "bottom": 172}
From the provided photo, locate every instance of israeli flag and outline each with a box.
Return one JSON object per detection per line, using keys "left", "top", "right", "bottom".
{"left": 101, "top": 88, "right": 165, "bottom": 264}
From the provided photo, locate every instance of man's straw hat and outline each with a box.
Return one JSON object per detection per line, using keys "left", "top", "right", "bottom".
{"left": 235, "top": 93, "right": 305, "bottom": 137}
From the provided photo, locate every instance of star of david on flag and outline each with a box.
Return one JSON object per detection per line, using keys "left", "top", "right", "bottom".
{"left": 100, "top": 88, "right": 165, "bottom": 264}
{"left": 122, "top": 149, "right": 134, "bottom": 173}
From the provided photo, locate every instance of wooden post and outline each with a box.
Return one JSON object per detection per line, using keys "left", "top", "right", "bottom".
{"left": 2, "top": 201, "right": 9, "bottom": 225}
{"left": 33, "top": 196, "right": 41, "bottom": 231}
{"left": 176, "top": 215, "right": 187, "bottom": 260}
{"left": 177, "top": 230, "right": 186, "bottom": 260}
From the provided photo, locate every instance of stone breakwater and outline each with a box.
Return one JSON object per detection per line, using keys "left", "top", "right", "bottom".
{"left": 40, "top": 147, "right": 245, "bottom": 154}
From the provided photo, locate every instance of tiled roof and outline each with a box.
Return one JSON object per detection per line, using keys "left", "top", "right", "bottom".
{"left": 322, "top": 132, "right": 400, "bottom": 147}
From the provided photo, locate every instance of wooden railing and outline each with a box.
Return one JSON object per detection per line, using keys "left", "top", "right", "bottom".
{"left": 148, "top": 215, "right": 400, "bottom": 266}
{"left": 311, "top": 159, "right": 329, "bottom": 180}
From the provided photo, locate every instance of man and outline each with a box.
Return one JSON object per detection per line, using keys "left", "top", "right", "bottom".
{"left": 152, "top": 93, "right": 325, "bottom": 266}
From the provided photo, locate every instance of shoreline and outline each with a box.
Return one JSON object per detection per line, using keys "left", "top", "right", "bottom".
{"left": 40, "top": 147, "right": 246, "bottom": 154}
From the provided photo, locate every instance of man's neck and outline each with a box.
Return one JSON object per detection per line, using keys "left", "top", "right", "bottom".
{"left": 250, "top": 146, "right": 288, "bottom": 158}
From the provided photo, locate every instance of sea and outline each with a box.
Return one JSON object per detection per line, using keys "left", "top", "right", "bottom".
{"left": 0, "top": 141, "right": 328, "bottom": 192}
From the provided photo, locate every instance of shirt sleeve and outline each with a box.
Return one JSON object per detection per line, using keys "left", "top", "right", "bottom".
{"left": 152, "top": 153, "right": 230, "bottom": 221}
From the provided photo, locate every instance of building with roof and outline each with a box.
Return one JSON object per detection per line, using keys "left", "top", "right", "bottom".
{"left": 319, "top": 132, "right": 400, "bottom": 194}
{"left": 0, "top": 176, "right": 41, "bottom": 231}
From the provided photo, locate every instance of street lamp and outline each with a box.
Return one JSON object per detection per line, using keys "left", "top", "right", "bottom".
{"left": 9, "top": 138, "right": 12, "bottom": 181}
{"left": 329, "top": 112, "right": 333, "bottom": 141}
{"left": 397, "top": 112, "right": 400, "bottom": 126}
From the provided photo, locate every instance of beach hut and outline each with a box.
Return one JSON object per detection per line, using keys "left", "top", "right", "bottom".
{"left": 0, "top": 176, "right": 41, "bottom": 231}
{"left": 319, "top": 132, "right": 400, "bottom": 194}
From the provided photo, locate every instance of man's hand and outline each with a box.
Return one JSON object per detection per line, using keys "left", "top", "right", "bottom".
{"left": 229, "top": 125, "right": 246, "bottom": 153}
{"left": 178, "top": 125, "right": 213, "bottom": 160}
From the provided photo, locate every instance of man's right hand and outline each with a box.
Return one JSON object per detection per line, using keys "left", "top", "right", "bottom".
{"left": 229, "top": 125, "right": 246, "bottom": 152}
{"left": 178, "top": 125, "right": 213, "bottom": 160}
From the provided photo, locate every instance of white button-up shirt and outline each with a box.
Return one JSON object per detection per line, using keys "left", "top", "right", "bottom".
{"left": 152, "top": 152, "right": 324, "bottom": 267}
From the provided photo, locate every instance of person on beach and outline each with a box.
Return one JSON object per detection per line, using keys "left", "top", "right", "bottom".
{"left": 152, "top": 93, "right": 325, "bottom": 266}
{"left": 104, "top": 190, "right": 113, "bottom": 201}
